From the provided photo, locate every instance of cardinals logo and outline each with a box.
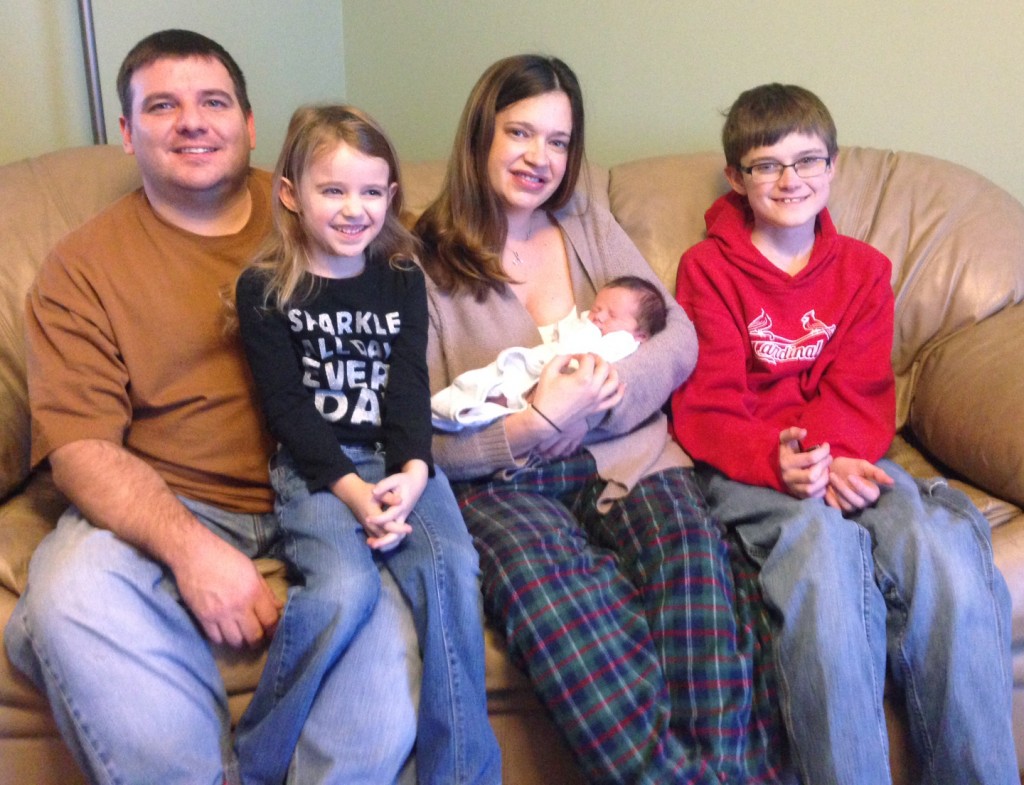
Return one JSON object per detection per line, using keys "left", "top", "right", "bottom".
{"left": 748, "top": 308, "right": 835, "bottom": 366}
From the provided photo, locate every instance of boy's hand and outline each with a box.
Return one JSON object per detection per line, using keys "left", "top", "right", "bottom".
{"left": 825, "top": 456, "right": 894, "bottom": 513}
{"left": 779, "top": 426, "right": 831, "bottom": 499}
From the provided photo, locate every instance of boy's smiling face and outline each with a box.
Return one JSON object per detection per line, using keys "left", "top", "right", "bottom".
{"left": 726, "top": 131, "right": 835, "bottom": 235}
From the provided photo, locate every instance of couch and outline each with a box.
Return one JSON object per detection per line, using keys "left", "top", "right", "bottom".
{"left": 2, "top": 144, "right": 1023, "bottom": 784}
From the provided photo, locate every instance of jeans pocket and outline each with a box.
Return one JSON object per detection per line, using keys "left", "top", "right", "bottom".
{"left": 269, "top": 449, "right": 310, "bottom": 505}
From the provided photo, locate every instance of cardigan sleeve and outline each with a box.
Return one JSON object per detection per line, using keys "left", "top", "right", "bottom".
{"left": 562, "top": 201, "right": 698, "bottom": 441}
{"left": 425, "top": 284, "right": 520, "bottom": 481}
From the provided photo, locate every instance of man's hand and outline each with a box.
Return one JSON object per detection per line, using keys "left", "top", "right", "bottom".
{"left": 779, "top": 426, "right": 831, "bottom": 499}
{"left": 172, "top": 529, "right": 282, "bottom": 648}
{"left": 825, "top": 456, "right": 894, "bottom": 513}
{"left": 50, "top": 438, "right": 282, "bottom": 649}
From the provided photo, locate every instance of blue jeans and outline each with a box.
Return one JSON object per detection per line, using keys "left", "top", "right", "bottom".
{"left": 697, "top": 460, "right": 1016, "bottom": 785}
{"left": 4, "top": 496, "right": 420, "bottom": 785}
{"left": 235, "top": 445, "right": 500, "bottom": 785}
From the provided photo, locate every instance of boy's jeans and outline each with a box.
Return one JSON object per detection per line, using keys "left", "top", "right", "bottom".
{"left": 4, "top": 496, "right": 420, "bottom": 785}
{"left": 698, "top": 459, "right": 1017, "bottom": 785}
{"left": 235, "top": 445, "right": 501, "bottom": 785}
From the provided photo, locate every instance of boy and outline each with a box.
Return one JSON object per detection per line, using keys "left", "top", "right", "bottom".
{"left": 432, "top": 275, "right": 666, "bottom": 430}
{"left": 671, "top": 83, "right": 1016, "bottom": 784}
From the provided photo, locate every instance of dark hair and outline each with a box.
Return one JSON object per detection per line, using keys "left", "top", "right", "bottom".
{"left": 604, "top": 275, "right": 667, "bottom": 337}
{"left": 415, "top": 54, "right": 586, "bottom": 300}
{"left": 721, "top": 83, "right": 837, "bottom": 168}
{"left": 117, "top": 29, "right": 250, "bottom": 120}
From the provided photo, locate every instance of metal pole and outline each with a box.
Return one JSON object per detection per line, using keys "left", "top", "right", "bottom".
{"left": 77, "top": 0, "right": 107, "bottom": 144}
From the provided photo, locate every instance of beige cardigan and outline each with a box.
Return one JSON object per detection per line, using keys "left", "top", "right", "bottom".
{"left": 425, "top": 194, "right": 695, "bottom": 506}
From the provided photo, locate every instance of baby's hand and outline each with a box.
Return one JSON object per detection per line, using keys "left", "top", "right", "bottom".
{"left": 778, "top": 426, "right": 831, "bottom": 499}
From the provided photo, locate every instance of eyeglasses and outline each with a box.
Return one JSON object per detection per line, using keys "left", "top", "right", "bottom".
{"left": 738, "top": 156, "right": 832, "bottom": 184}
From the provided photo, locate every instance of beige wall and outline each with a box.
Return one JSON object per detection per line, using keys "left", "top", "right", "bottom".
{"left": 3, "top": 2, "right": 1022, "bottom": 205}
{"left": 0, "top": 0, "right": 345, "bottom": 170}
{"left": 343, "top": 1, "right": 1024, "bottom": 205}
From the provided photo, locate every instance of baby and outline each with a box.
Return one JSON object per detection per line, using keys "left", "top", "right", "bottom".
{"left": 432, "top": 275, "right": 666, "bottom": 431}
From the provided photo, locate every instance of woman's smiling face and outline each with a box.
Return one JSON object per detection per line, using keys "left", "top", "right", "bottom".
{"left": 487, "top": 90, "right": 573, "bottom": 220}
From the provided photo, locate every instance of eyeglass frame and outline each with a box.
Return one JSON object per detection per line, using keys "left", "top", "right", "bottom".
{"left": 737, "top": 156, "right": 832, "bottom": 184}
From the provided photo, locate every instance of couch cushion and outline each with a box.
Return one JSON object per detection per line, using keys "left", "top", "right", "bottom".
{"left": 0, "top": 471, "right": 67, "bottom": 594}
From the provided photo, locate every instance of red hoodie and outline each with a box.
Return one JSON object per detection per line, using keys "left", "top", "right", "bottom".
{"left": 670, "top": 191, "right": 895, "bottom": 492}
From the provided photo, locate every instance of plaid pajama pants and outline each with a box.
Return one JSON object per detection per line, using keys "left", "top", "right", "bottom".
{"left": 453, "top": 452, "right": 790, "bottom": 785}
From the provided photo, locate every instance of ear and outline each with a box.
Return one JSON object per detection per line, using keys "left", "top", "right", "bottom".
{"left": 246, "top": 111, "right": 256, "bottom": 151}
{"left": 826, "top": 148, "right": 838, "bottom": 182}
{"left": 724, "top": 164, "right": 747, "bottom": 196}
{"left": 279, "top": 178, "right": 300, "bottom": 214}
{"left": 119, "top": 116, "right": 134, "bottom": 154}
{"left": 387, "top": 181, "right": 399, "bottom": 204}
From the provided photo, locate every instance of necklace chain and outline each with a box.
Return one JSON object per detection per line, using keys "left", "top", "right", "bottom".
{"left": 508, "top": 215, "right": 535, "bottom": 266}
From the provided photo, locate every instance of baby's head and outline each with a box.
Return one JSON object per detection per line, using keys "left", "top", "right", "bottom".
{"left": 588, "top": 275, "right": 667, "bottom": 341}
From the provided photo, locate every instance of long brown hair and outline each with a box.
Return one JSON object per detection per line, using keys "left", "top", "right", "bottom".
{"left": 247, "top": 104, "right": 420, "bottom": 313}
{"left": 414, "top": 55, "right": 586, "bottom": 300}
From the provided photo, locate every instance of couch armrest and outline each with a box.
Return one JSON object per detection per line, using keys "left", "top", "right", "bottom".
{"left": 0, "top": 471, "right": 67, "bottom": 595}
{"left": 909, "top": 303, "right": 1024, "bottom": 508}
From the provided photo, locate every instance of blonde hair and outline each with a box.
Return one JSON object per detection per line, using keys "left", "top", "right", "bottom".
{"left": 247, "top": 104, "right": 419, "bottom": 313}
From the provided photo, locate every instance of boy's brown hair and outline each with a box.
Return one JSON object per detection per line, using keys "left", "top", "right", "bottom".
{"left": 721, "top": 83, "right": 837, "bottom": 168}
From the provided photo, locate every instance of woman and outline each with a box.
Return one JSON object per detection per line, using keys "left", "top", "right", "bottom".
{"left": 415, "top": 55, "right": 787, "bottom": 785}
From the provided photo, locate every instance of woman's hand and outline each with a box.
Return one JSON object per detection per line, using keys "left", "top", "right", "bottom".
{"left": 825, "top": 456, "right": 894, "bottom": 514}
{"left": 504, "top": 353, "right": 624, "bottom": 458}
{"left": 779, "top": 426, "right": 831, "bottom": 499}
{"left": 532, "top": 353, "right": 625, "bottom": 425}
{"left": 533, "top": 417, "right": 587, "bottom": 460}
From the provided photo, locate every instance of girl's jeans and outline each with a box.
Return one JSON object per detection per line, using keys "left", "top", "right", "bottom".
{"left": 235, "top": 444, "right": 500, "bottom": 785}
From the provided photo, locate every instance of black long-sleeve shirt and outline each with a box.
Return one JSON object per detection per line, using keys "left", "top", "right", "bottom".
{"left": 236, "top": 262, "right": 433, "bottom": 490}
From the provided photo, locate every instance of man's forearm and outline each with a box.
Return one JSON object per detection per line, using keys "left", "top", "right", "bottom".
{"left": 49, "top": 438, "right": 281, "bottom": 647}
{"left": 49, "top": 438, "right": 212, "bottom": 570}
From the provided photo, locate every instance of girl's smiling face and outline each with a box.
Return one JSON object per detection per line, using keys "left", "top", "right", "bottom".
{"left": 281, "top": 141, "right": 397, "bottom": 278}
{"left": 487, "top": 90, "right": 573, "bottom": 221}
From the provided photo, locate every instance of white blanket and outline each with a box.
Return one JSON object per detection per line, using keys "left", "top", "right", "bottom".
{"left": 431, "top": 309, "right": 639, "bottom": 432}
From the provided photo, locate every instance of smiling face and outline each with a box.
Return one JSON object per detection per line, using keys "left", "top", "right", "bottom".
{"left": 726, "top": 131, "right": 835, "bottom": 236}
{"left": 486, "top": 90, "right": 573, "bottom": 221}
{"left": 280, "top": 141, "right": 397, "bottom": 278}
{"left": 119, "top": 55, "right": 255, "bottom": 214}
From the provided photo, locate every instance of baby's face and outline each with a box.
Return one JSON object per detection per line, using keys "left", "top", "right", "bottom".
{"left": 588, "top": 286, "right": 645, "bottom": 339}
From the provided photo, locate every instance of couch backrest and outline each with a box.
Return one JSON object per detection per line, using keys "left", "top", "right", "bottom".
{"left": 608, "top": 147, "right": 1024, "bottom": 427}
{"left": 0, "top": 146, "right": 141, "bottom": 500}
{"left": 2, "top": 144, "right": 1022, "bottom": 500}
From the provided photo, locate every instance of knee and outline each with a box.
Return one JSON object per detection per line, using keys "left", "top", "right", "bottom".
{"left": 21, "top": 526, "right": 144, "bottom": 637}
{"left": 302, "top": 564, "right": 381, "bottom": 623}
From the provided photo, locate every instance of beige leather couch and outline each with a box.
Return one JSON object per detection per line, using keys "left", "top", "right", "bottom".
{"left": 2, "top": 144, "right": 1023, "bottom": 784}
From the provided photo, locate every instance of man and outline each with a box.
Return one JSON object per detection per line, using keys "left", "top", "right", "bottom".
{"left": 5, "top": 29, "right": 418, "bottom": 785}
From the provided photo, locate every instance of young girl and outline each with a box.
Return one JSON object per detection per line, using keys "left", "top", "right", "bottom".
{"left": 233, "top": 104, "right": 500, "bottom": 785}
